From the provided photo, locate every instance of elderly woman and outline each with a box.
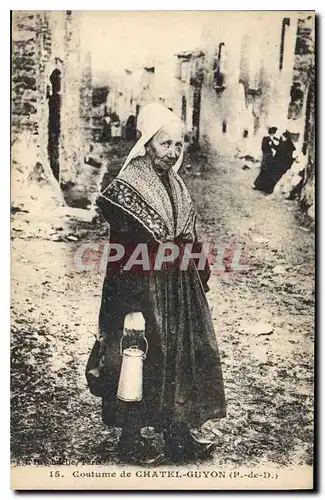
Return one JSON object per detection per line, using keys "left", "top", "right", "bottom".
{"left": 87, "top": 103, "right": 226, "bottom": 465}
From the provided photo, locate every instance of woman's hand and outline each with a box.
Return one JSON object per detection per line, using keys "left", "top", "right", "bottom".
{"left": 124, "top": 312, "right": 145, "bottom": 332}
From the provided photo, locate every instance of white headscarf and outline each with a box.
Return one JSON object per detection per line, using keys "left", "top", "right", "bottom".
{"left": 119, "top": 102, "right": 184, "bottom": 175}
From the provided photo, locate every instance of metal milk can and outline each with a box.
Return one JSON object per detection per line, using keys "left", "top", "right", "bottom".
{"left": 117, "top": 313, "right": 148, "bottom": 402}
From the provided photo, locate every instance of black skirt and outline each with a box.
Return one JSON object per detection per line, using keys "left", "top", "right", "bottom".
{"left": 97, "top": 260, "right": 226, "bottom": 431}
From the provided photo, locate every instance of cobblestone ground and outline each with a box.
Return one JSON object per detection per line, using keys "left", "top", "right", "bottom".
{"left": 11, "top": 143, "right": 314, "bottom": 470}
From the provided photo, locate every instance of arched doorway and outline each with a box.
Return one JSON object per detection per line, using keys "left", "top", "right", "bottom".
{"left": 47, "top": 59, "right": 62, "bottom": 182}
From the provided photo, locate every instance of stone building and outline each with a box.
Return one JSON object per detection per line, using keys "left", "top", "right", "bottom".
{"left": 173, "top": 50, "right": 205, "bottom": 146}
{"left": 198, "top": 12, "right": 299, "bottom": 155}
{"left": 105, "top": 65, "right": 157, "bottom": 129}
{"left": 198, "top": 11, "right": 314, "bottom": 219}
{"left": 148, "top": 12, "right": 314, "bottom": 218}
{"left": 11, "top": 10, "right": 92, "bottom": 212}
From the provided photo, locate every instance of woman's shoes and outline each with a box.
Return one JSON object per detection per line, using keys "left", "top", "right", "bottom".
{"left": 164, "top": 423, "right": 217, "bottom": 463}
{"left": 118, "top": 432, "right": 165, "bottom": 466}
{"left": 163, "top": 423, "right": 196, "bottom": 463}
{"left": 118, "top": 424, "right": 216, "bottom": 465}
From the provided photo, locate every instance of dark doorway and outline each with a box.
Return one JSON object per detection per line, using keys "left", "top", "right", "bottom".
{"left": 279, "top": 18, "right": 291, "bottom": 71}
{"left": 47, "top": 66, "right": 61, "bottom": 182}
{"left": 181, "top": 96, "right": 187, "bottom": 122}
{"left": 213, "top": 42, "right": 226, "bottom": 88}
{"left": 192, "top": 87, "right": 202, "bottom": 148}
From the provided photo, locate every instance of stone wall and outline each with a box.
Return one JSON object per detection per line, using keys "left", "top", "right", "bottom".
{"left": 11, "top": 11, "right": 65, "bottom": 212}
{"left": 60, "top": 11, "right": 83, "bottom": 187}
{"left": 287, "top": 15, "right": 315, "bottom": 146}
{"left": 11, "top": 11, "right": 93, "bottom": 212}
{"left": 12, "top": 12, "right": 51, "bottom": 137}
{"left": 300, "top": 64, "right": 315, "bottom": 220}
{"left": 80, "top": 51, "right": 93, "bottom": 143}
{"left": 273, "top": 15, "right": 315, "bottom": 220}
{"left": 294, "top": 16, "right": 315, "bottom": 220}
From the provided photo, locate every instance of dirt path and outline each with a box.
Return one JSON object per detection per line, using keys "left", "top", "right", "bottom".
{"left": 11, "top": 148, "right": 314, "bottom": 469}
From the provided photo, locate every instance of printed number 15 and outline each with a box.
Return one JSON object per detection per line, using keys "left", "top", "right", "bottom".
{"left": 50, "top": 471, "right": 63, "bottom": 478}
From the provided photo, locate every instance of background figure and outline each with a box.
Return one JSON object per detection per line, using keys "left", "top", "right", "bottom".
{"left": 273, "top": 130, "right": 296, "bottom": 184}
{"left": 253, "top": 127, "right": 279, "bottom": 194}
{"left": 102, "top": 114, "right": 112, "bottom": 142}
{"left": 124, "top": 115, "right": 137, "bottom": 141}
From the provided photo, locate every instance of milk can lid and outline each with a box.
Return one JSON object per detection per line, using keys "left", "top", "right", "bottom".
{"left": 123, "top": 346, "right": 144, "bottom": 357}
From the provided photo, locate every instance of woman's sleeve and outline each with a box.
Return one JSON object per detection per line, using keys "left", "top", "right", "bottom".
{"left": 96, "top": 195, "right": 153, "bottom": 244}
{"left": 261, "top": 137, "right": 270, "bottom": 154}
{"left": 96, "top": 196, "right": 152, "bottom": 314}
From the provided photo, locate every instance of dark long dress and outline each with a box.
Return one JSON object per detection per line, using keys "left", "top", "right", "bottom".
{"left": 89, "top": 157, "right": 226, "bottom": 433}
{"left": 254, "top": 135, "right": 278, "bottom": 194}
{"left": 273, "top": 138, "right": 296, "bottom": 183}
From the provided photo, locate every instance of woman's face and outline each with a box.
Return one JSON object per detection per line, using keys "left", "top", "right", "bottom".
{"left": 146, "top": 121, "right": 184, "bottom": 174}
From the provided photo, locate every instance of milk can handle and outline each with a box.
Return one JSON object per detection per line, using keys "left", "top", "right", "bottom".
{"left": 119, "top": 335, "right": 148, "bottom": 358}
